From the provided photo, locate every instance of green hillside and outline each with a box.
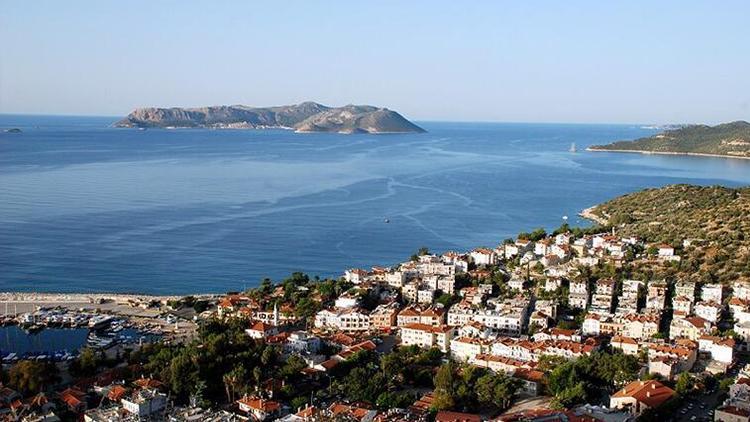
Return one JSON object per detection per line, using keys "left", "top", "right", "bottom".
{"left": 591, "top": 184, "right": 750, "bottom": 284}
{"left": 590, "top": 121, "right": 750, "bottom": 158}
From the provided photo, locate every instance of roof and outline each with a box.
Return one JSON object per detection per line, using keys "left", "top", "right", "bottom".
{"left": 134, "top": 378, "right": 163, "bottom": 389}
{"left": 513, "top": 368, "right": 545, "bottom": 383}
{"left": 58, "top": 388, "right": 86, "bottom": 409}
{"left": 402, "top": 323, "right": 453, "bottom": 334}
{"left": 611, "top": 380, "right": 674, "bottom": 408}
{"left": 436, "top": 410, "right": 481, "bottom": 422}
{"left": 684, "top": 316, "right": 710, "bottom": 328}
{"left": 328, "top": 403, "right": 372, "bottom": 420}
{"left": 237, "top": 396, "right": 281, "bottom": 412}
{"left": 249, "top": 321, "right": 274, "bottom": 332}
{"left": 717, "top": 405, "right": 750, "bottom": 417}
{"left": 107, "top": 385, "right": 128, "bottom": 401}
{"left": 296, "top": 406, "right": 319, "bottom": 417}
{"left": 611, "top": 335, "right": 638, "bottom": 345}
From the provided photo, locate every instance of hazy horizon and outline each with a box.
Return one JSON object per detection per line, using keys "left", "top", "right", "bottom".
{"left": 2, "top": 1, "right": 749, "bottom": 124}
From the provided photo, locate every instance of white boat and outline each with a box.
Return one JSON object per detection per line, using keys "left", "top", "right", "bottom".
{"left": 88, "top": 315, "right": 115, "bottom": 329}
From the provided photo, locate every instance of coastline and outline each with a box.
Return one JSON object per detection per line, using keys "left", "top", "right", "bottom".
{"left": 586, "top": 147, "right": 750, "bottom": 161}
{"left": 578, "top": 206, "right": 608, "bottom": 226}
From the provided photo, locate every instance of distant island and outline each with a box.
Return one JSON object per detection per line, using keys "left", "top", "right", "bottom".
{"left": 588, "top": 120, "right": 750, "bottom": 159}
{"left": 113, "top": 102, "right": 426, "bottom": 134}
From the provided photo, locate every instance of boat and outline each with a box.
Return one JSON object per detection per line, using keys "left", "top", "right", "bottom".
{"left": 88, "top": 315, "right": 115, "bottom": 330}
{"left": 569, "top": 143, "right": 577, "bottom": 153}
{"left": 384, "top": 218, "right": 390, "bottom": 223}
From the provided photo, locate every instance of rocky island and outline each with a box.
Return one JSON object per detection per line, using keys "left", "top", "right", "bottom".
{"left": 113, "top": 102, "right": 426, "bottom": 134}
{"left": 588, "top": 120, "right": 750, "bottom": 159}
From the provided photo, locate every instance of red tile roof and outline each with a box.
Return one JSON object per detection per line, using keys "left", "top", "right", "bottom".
{"left": 436, "top": 410, "right": 481, "bottom": 422}
{"left": 237, "top": 396, "right": 281, "bottom": 412}
{"left": 611, "top": 380, "right": 674, "bottom": 408}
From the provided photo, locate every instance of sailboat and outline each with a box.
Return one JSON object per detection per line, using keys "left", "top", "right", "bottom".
{"left": 569, "top": 143, "right": 577, "bottom": 153}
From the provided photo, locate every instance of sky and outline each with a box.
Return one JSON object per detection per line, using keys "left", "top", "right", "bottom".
{"left": 1, "top": 1, "right": 749, "bottom": 124}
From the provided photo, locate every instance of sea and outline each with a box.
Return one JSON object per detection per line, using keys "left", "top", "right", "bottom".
{"left": 2, "top": 115, "right": 749, "bottom": 295}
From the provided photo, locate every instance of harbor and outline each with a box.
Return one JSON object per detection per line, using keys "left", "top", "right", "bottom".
{"left": 0, "top": 292, "right": 200, "bottom": 364}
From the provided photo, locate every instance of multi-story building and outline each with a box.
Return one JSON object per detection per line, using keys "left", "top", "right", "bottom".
{"left": 449, "top": 336, "right": 491, "bottom": 362}
{"left": 675, "top": 281, "right": 696, "bottom": 301}
{"left": 702, "top": 283, "right": 724, "bottom": 303}
{"left": 694, "top": 301, "right": 723, "bottom": 323}
{"left": 619, "top": 313, "right": 661, "bottom": 340}
{"left": 314, "top": 308, "right": 371, "bottom": 332}
{"left": 400, "top": 323, "right": 454, "bottom": 352}
{"left": 397, "top": 305, "right": 445, "bottom": 327}
{"left": 370, "top": 303, "right": 399, "bottom": 329}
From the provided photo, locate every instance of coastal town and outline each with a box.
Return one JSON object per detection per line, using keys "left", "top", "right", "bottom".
{"left": 2, "top": 212, "right": 750, "bottom": 422}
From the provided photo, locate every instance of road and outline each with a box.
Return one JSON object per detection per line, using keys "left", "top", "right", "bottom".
{"left": 672, "top": 389, "right": 720, "bottom": 422}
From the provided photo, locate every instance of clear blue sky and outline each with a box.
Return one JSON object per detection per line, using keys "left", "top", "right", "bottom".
{"left": 1, "top": 1, "right": 748, "bottom": 123}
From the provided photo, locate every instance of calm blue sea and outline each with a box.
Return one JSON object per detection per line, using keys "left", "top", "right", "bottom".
{"left": 1, "top": 115, "right": 749, "bottom": 294}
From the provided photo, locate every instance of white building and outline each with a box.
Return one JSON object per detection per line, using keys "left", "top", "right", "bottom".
{"left": 702, "top": 284, "right": 724, "bottom": 303}
{"left": 400, "top": 323, "right": 454, "bottom": 352}
{"left": 121, "top": 389, "right": 167, "bottom": 420}
{"left": 694, "top": 301, "right": 722, "bottom": 323}
{"left": 698, "top": 336, "right": 735, "bottom": 364}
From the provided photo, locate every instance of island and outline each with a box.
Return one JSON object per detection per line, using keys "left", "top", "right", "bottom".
{"left": 588, "top": 120, "right": 750, "bottom": 159}
{"left": 113, "top": 102, "right": 426, "bottom": 134}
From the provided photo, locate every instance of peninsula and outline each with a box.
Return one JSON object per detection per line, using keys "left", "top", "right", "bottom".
{"left": 113, "top": 102, "right": 426, "bottom": 134}
{"left": 588, "top": 120, "right": 750, "bottom": 159}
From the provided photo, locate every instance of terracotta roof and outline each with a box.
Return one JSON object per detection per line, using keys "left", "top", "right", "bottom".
{"left": 319, "top": 359, "right": 339, "bottom": 370}
{"left": 134, "top": 378, "right": 163, "bottom": 389}
{"left": 436, "top": 410, "right": 481, "bottom": 422}
{"left": 402, "top": 323, "right": 453, "bottom": 334}
{"left": 685, "top": 316, "right": 709, "bottom": 328}
{"left": 513, "top": 368, "right": 544, "bottom": 383}
{"left": 296, "top": 406, "right": 319, "bottom": 417}
{"left": 107, "top": 385, "right": 128, "bottom": 401}
{"left": 250, "top": 321, "right": 274, "bottom": 332}
{"left": 328, "top": 403, "right": 372, "bottom": 420}
{"left": 237, "top": 396, "right": 281, "bottom": 412}
{"left": 58, "top": 388, "right": 86, "bottom": 410}
{"left": 718, "top": 406, "right": 750, "bottom": 417}
{"left": 612, "top": 335, "right": 638, "bottom": 345}
{"left": 611, "top": 380, "right": 674, "bottom": 408}
{"left": 550, "top": 328, "right": 576, "bottom": 337}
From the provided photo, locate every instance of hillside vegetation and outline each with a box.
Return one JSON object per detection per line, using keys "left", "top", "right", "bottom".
{"left": 590, "top": 121, "right": 750, "bottom": 158}
{"left": 591, "top": 184, "right": 750, "bottom": 284}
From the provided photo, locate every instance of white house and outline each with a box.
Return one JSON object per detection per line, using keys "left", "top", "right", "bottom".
{"left": 698, "top": 336, "right": 735, "bottom": 364}
{"left": 694, "top": 301, "right": 723, "bottom": 324}
{"left": 470, "top": 248, "right": 496, "bottom": 266}
{"left": 702, "top": 283, "right": 724, "bottom": 303}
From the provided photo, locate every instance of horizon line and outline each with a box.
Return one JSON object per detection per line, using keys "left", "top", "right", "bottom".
{"left": 0, "top": 112, "right": 689, "bottom": 127}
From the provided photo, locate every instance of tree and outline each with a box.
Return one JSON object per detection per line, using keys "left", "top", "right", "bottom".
{"left": 8, "top": 361, "right": 59, "bottom": 395}
{"left": 168, "top": 352, "right": 196, "bottom": 402}
{"left": 675, "top": 372, "right": 693, "bottom": 396}
{"left": 222, "top": 365, "right": 247, "bottom": 403}
{"left": 290, "top": 396, "right": 309, "bottom": 412}
{"left": 280, "top": 355, "right": 307, "bottom": 380}
{"left": 70, "top": 347, "right": 100, "bottom": 377}
{"left": 432, "top": 363, "right": 456, "bottom": 410}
